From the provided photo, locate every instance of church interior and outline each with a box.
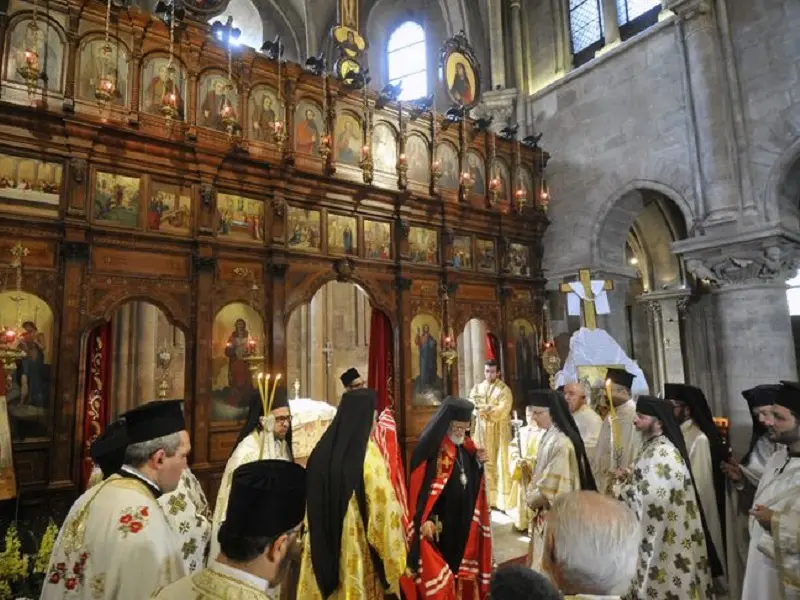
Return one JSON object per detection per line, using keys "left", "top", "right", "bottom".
{"left": 0, "top": 0, "right": 798, "bottom": 593}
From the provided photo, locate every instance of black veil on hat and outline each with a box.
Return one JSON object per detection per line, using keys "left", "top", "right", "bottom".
{"left": 410, "top": 396, "right": 475, "bottom": 472}
{"left": 306, "top": 388, "right": 377, "bottom": 597}
{"left": 606, "top": 368, "right": 634, "bottom": 390}
{"left": 741, "top": 384, "right": 782, "bottom": 464}
{"left": 90, "top": 418, "right": 128, "bottom": 478}
{"left": 233, "top": 385, "right": 293, "bottom": 460}
{"left": 778, "top": 380, "right": 800, "bottom": 413}
{"left": 636, "top": 395, "right": 724, "bottom": 578}
{"left": 530, "top": 389, "right": 597, "bottom": 491}
{"left": 224, "top": 460, "right": 306, "bottom": 538}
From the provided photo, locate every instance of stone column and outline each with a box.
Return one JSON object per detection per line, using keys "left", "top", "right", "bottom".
{"left": 487, "top": 0, "right": 506, "bottom": 90}
{"left": 682, "top": 235, "right": 800, "bottom": 455}
{"left": 666, "top": 0, "right": 739, "bottom": 224}
{"left": 600, "top": 0, "right": 620, "bottom": 49}
{"left": 637, "top": 289, "right": 691, "bottom": 393}
{"left": 509, "top": 0, "right": 525, "bottom": 92}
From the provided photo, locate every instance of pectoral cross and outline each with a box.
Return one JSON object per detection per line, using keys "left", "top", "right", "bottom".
{"left": 322, "top": 341, "right": 334, "bottom": 368}
{"left": 431, "top": 515, "right": 443, "bottom": 543}
{"left": 558, "top": 268, "right": 614, "bottom": 330}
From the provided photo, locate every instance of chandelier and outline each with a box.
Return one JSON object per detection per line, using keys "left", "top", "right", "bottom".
{"left": 17, "top": 2, "right": 42, "bottom": 96}
{"left": 160, "top": 2, "right": 180, "bottom": 122}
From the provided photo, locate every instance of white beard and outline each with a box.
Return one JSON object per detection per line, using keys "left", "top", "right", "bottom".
{"left": 448, "top": 433, "right": 465, "bottom": 446}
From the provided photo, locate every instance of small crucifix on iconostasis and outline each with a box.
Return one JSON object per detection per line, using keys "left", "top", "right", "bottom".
{"left": 332, "top": 0, "right": 367, "bottom": 83}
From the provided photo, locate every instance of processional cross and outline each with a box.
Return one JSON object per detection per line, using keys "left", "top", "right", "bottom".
{"left": 558, "top": 268, "right": 614, "bottom": 330}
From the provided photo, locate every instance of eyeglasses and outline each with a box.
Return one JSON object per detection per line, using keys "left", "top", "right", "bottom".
{"left": 531, "top": 410, "right": 548, "bottom": 417}
{"left": 274, "top": 415, "right": 292, "bottom": 424}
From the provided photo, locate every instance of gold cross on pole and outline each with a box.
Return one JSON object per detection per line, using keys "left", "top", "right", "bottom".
{"left": 559, "top": 269, "right": 614, "bottom": 330}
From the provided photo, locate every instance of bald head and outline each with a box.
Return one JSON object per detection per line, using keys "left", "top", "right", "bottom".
{"left": 563, "top": 382, "right": 587, "bottom": 413}
{"left": 544, "top": 491, "right": 638, "bottom": 595}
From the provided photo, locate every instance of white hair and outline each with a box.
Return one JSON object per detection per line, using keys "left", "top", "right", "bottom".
{"left": 547, "top": 491, "right": 639, "bottom": 595}
{"left": 123, "top": 432, "right": 182, "bottom": 468}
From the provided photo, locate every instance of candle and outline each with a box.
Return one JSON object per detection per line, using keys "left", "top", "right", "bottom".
{"left": 513, "top": 410, "right": 518, "bottom": 421}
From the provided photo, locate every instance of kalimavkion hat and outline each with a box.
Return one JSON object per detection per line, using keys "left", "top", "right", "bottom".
{"left": 340, "top": 368, "right": 361, "bottom": 387}
{"left": 742, "top": 384, "right": 782, "bottom": 408}
{"left": 777, "top": 381, "right": 800, "bottom": 413}
{"left": 122, "top": 400, "right": 185, "bottom": 445}
{"left": 225, "top": 460, "right": 307, "bottom": 538}
{"left": 606, "top": 368, "right": 634, "bottom": 390}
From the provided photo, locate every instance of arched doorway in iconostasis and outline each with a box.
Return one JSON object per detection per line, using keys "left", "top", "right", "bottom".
{"left": 0, "top": 291, "right": 55, "bottom": 442}
{"left": 286, "top": 281, "right": 393, "bottom": 409}
{"left": 457, "top": 318, "right": 502, "bottom": 399}
{"left": 78, "top": 299, "right": 187, "bottom": 484}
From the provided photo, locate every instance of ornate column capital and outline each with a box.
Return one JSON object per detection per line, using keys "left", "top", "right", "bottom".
{"left": 663, "top": 0, "right": 712, "bottom": 20}
{"left": 684, "top": 238, "right": 800, "bottom": 288}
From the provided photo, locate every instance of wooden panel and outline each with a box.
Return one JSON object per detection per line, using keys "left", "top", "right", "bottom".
{"left": 458, "top": 284, "right": 497, "bottom": 302}
{"left": 217, "top": 259, "right": 264, "bottom": 283}
{"left": 511, "top": 288, "right": 533, "bottom": 303}
{"left": 411, "top": 279, "right": 439, "bottom": 297}
{"left": 14, "top": 449, "right": 48, "bottom": 485}
{"left": 91, "top": 247, "right": 190, "bottom": 278}
{"left": 0, "top": 238, "right": 56, "bottom": 269}
{"left": 209, "top": 430, "right": 239, "bottom": 463}
{"left": 406, "top": 405, "right": 438, "bottom": 438}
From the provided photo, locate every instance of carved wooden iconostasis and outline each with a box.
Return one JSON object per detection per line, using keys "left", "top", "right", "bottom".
{"left": 0, "top": 0, "right": 549, "bottom": 518}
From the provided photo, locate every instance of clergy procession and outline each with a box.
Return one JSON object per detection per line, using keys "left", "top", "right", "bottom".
{"left": 33, "top": 353, "right": 800, "bottom": 600}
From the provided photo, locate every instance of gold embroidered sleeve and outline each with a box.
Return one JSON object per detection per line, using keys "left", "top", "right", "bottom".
{"left": 364, "top": 441, "right": 407, "bottom": 595}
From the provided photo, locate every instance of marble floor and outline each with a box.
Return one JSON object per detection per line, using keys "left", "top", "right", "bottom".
{"left": 491, "top": 509, "right": 529, "bottom": 566}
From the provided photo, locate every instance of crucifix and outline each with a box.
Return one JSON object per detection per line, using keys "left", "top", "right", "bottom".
{"left": 339, "top": 0, "right": 358, "bottom": 31}
{"left": 558, "top": 268, "right": 614, "bottom": 330}
{"left": 322, "top": 341, "right": 334, "bottom": 369}
{"left": 431, "top": 515, "right": 443, "bottom": 543}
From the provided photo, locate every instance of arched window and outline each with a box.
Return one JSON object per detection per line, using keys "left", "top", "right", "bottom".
{"left": 616, "top": 0, "right": 661, "bottom": 39}
{"left": 788, "top": 269, "right": 800, "bottom": 316}
{"left": 209, "top": 0, "right": 263, "bottom": 50}
{"left": 569, "top": 0, "right": 604, "bottom": 67}
{"left": 387, "top": 21, "right": 427, "bottom": 102}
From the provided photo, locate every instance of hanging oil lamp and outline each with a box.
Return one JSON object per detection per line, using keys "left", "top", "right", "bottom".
{"left": 489, "top": 171, "right": 501, "bottom": 205}
{"left": 17, "top": 9, "right": 42, "bottom": 95}
{"left": 160, "top": 2, "right": 180, "bottom": 122}
{"left": 94, "top": 0, "right": 117, "bottom": 105}
{"left": 273, "top": 52, "right": 287, "bottom": 151}
{"left": 319, "top": 70, "right": 331, "bottom": 159}
{"left": 359, "top": 81, "right": 374, "bottom": 183}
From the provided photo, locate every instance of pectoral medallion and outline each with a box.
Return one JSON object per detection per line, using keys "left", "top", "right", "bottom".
{"left": 459, "top": 471, "right": 468, "bottom": 487}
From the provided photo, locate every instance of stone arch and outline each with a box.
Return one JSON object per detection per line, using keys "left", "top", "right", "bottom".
{"left": 765, "top": 133, "right": 800, "bottom": 230}
{"left": 761, "top": 101, "right": 800, "bottom": 223}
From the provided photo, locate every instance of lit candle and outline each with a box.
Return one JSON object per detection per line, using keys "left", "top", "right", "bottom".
{"left": 399, "top": 153, "right": 407, "bottom": 164}
{"left": 269, "top": 373, "right": 282, "bottom": 413}
{"left": 361, "top": 145, "right": 370, "bottom": 159}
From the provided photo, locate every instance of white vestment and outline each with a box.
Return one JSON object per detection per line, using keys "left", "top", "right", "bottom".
{"left": 741, "top": 453, "right": 800, "bottom": 599}
{"left": 591, "top": 399, "right": 642, "bottom": 496}
{"left": 210, "top": 429, "right": 290, "bottom": 561}
{"left": 726, "top": 437, "right": 783, "bottom": 600}
{"left": 151, "top": 559, "right": 276, "bottom": 599}
{"left": 158, "top": 467, "right": 212, "bottom": 575}
{"left": 40, "top": 472, "right": 185, "bottom": 599}
{"left": 572, "top": 404, "right": 603, "bottom": 455}
{"left": 681, "top": 420, "right": 726, "bottom": 579}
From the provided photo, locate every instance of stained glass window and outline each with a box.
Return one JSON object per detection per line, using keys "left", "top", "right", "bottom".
{"left": 209, "top": 0, "right": 263, "bottom": 49}
{"left": 617, "top": 0, "right": 661, "bottom": 25}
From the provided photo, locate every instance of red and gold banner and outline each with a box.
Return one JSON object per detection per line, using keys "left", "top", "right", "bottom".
{"left": 80, "top": 322, "right": 113, "bottom": 488}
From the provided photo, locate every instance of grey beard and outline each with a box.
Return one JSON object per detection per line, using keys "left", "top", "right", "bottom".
{"left": 448, "top": 432, "right": 465, "bottom": 446}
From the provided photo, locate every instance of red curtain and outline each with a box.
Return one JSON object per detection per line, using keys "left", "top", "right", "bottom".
{"left": 80, "top": 322, "right": 113, "bottom": 488}
{"left": 485, "top": 332, "right": 500, "bottom": 363}
{"left": 367, "top": 309, "right": 394, "bottom": 413}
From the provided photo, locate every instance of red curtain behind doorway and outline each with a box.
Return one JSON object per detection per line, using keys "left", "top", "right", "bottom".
{"left": 367, "top": 309, "right": 394, "bottom": 413}
{"left": 80, "top": 322, "right": 113, "bottom": 488}
{"left": 485, "top": 332, "right": 500, "bottom": 364}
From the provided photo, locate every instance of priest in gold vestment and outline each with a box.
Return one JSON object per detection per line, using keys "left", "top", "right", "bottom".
{"left": 211, "top": 386, "right": 293, "bottom": 560}
{"left": 297, "top": 388, "right": 407, "bottom": 599}
{"left": 41, "top": 401, "right": 189, "bottom": 600}
{"left": 469, "top": 359, "right": 513, "bottom": 509}
{"left": 152, "top": 460, "right": 307, "bottom": 600}
{"left": 508, "top": 396, "right": 544, "bottom": 532}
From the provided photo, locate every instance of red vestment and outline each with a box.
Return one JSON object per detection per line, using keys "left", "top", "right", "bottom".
{"left": 371, "top": 408, "right": 410, "bottom": 537}
{"left": 401, "top": 437, "right": 492, "bottom": 600}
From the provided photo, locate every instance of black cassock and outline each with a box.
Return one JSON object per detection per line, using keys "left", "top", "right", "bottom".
{"left": 427, "top": 445, "right": 483, "bottom": 573}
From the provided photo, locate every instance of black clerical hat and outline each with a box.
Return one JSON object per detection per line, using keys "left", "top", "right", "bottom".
{"left": 340, "top": 368, "right": 361, "bottom": 387}
{"left": 122, "top": 400, "right": 185, "bottom": 444}
{"left": 606, "top": 368, "right": 634, "bottom": 389}
{"left": 90, "top": 419, "right": 128, "bottom": 478}
{"left": 530, "top": 389, "right": 556, "bottom": 408}
{"left": 742, "top": 384, "right": 782, "bottom": 408}
{"left": 490, "top": 565, "right": 561, "bottom": 600}
{"left": 226, "top": 460, "right": 307, "bottom": 538}
{"left": 778, "top": 381, "right": 800, "bottom": 413}
{"left": 448, "top": 396, "right": 474, "bottom": 421}
{"left": 270, "top": 384, "right": 290, "bottom": 411}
